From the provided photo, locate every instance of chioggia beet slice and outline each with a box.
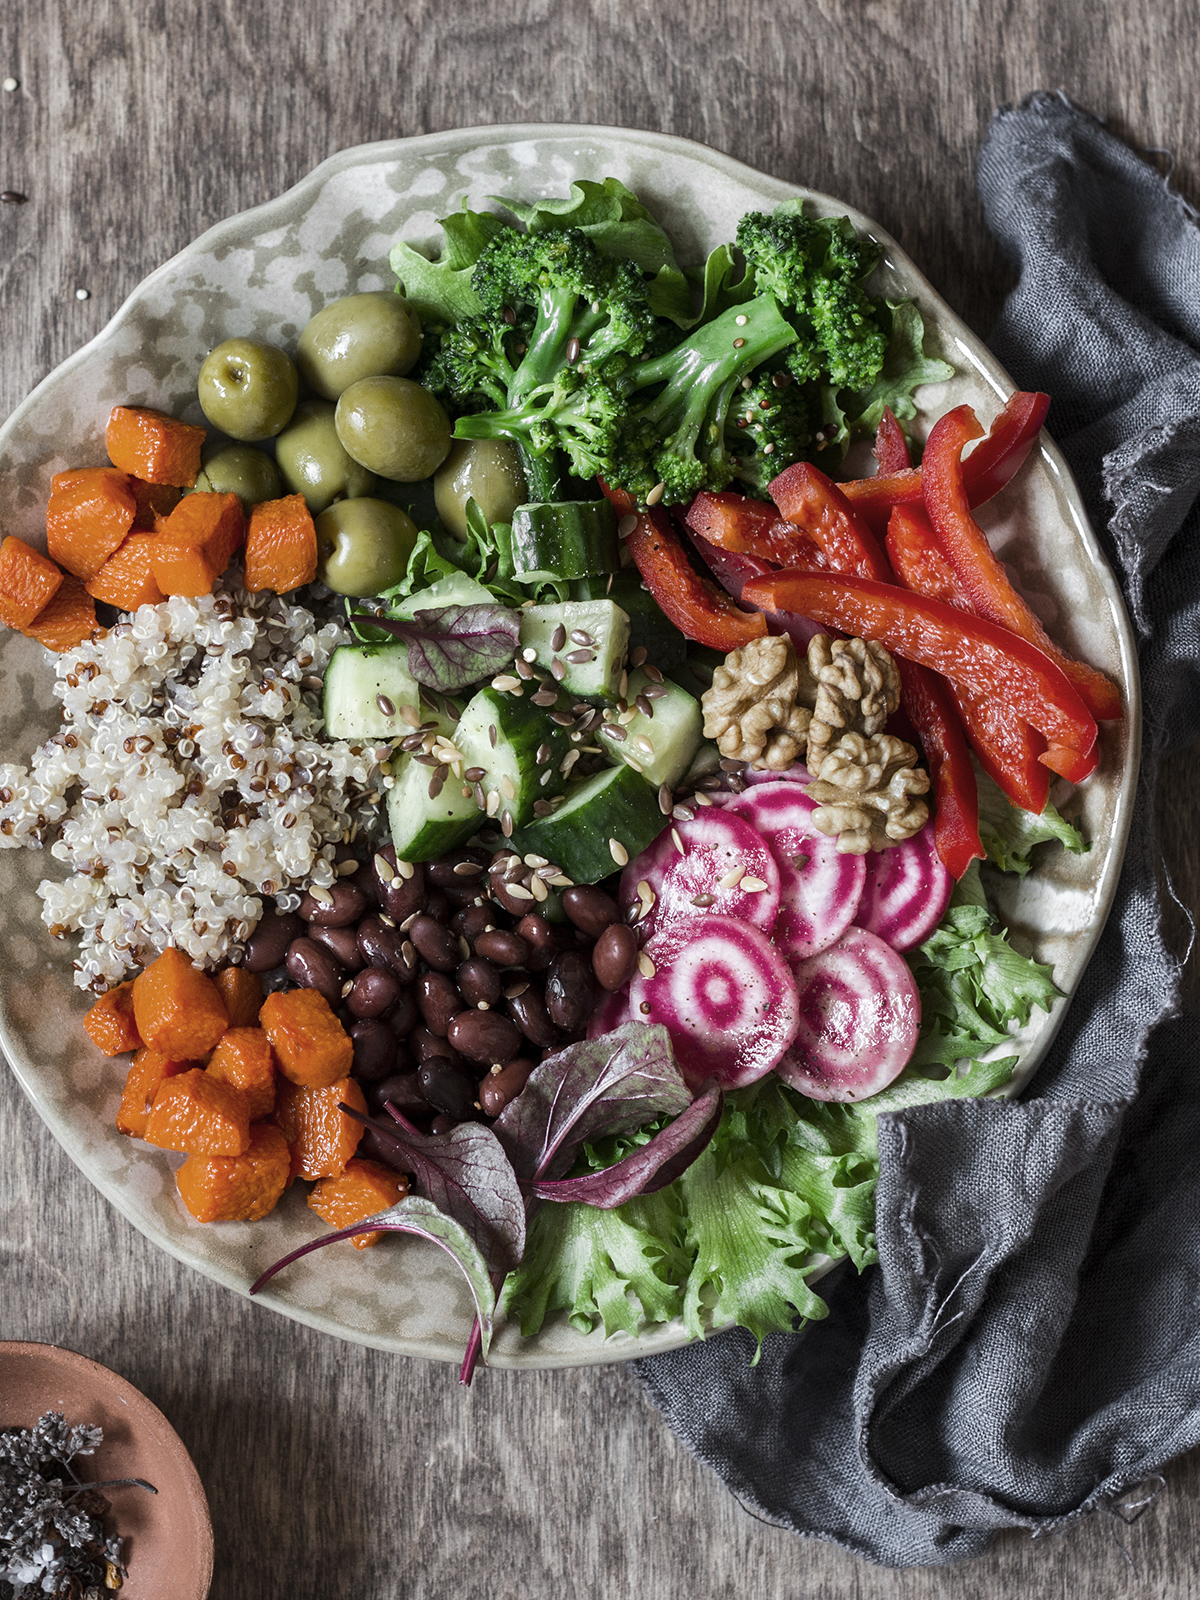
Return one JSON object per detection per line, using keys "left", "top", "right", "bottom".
{"left": 618, "top": 809, "right": 780, "bottom": 940}
{"left": 628, "top": 913, "right": 799, "bottom": 1090}
{"left": 587, "top": 984, "right": 632, "bottom": 1039}
{"left": 854, "top": 820, "right": 953, "bottom": 952}
{"left": 775, "top": 925, "right": 920, "bottom": 1102}
{"left": 726, "top": 780, "right": 866, "bottom": 960}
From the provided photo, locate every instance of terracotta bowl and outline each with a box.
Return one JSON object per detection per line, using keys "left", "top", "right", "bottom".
{"left": 0, "top": 1342, "right": 213, "bottom": 1599}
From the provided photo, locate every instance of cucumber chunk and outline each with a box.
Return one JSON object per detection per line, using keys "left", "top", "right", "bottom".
{"left": 510, "top": 500, "right": 619, "bottom": 582}
{"left": 509, "top": 764, "right": 668, "bottom": 885}
{"left": 570, "top": 569, "right": 687, "bottom": 670}
{"left": 387, "top": 704, "right": 481, "bottom": 862}
{"left": 519, "top": 600, "right": 630, "bottom": 699}
{"left": 601, "top": 667, "right": 702, "bottom": 789}
{"left": 454, "top": 686, "right": 573, "bottom": 829}
{"left": 323, "top": 644, "right": 422, "bottom": 740}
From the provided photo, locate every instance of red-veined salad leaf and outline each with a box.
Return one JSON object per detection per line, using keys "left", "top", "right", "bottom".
{"left": 528, "top": 1080, "right": 723, "bottom": 1208}
{"left": 250, "top": 1195, "right": 497, "bottom": 1357}
{"left": 357, "top": 602, "right": 521, "bottom": 692}
{"left": 492, "top": 1022, "right": 693, "bottom": 1184}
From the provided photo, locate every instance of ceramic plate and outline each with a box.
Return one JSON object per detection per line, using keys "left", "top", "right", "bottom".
{"left": 0, "top": 126, "right": 1140, "bottom": 1368}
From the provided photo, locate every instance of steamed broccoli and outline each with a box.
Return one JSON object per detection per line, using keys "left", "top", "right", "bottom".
{"left": 724, "top": 368, "right": 818, "bottom": 494}
{"left": 735, "top": 208, "right": 888, "bottom": 392}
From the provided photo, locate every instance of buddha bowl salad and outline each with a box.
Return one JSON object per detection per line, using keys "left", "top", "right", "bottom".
{"left": 0, "top": 177, "right": 1119, "bottom": 1377}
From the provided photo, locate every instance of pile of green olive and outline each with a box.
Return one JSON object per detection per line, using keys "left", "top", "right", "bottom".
{"left": 193, "top": 291, "right": 528, "bottom": 597}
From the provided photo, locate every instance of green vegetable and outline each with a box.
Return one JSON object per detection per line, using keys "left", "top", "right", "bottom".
{"left": 975, "top": 768, "right": 1089, "bottom": 876}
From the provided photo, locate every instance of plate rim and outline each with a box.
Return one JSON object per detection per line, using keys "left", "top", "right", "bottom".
{"left": 0, "top": 123, "right": 1142, "bottom": 1369}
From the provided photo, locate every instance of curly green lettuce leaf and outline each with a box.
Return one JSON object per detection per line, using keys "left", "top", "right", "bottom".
{"left": 976, "top": 768, "right": 1089, "bottom": 876}
{"left": 389, "top": 204, "right": 508, "bottom": 325}
{"left": 846, "top": 299, "right": 954, "bottom": 433}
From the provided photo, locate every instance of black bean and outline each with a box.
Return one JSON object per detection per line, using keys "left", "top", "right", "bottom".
{"left": 372, "top": 847, "right": 426, "bottom": 920}
{"left": 285, "top": 937, "right": 345, "bottom": 1005}
{"left": 447, "top": 1009, "right": 522, "bottom": 1065}
{"left": 416, "top": 972, "right": 461, "bottom": 1036}
{"left": 507, "top": 982, "right": 561, "bottom": 1049}
{"left": 243, "top": 910, "right": 304, "bottom": 973}
{"left": 348, "top": 966, "right": 405, "bottom": 1020}
{"left": 456, "top": 957, "right": 502, "bottom": 1009}
{"left": 387, "top": 989, "right": 419, "bottom": 1039}
{"left": 592, "top": 923, "right": 639, "bottom": 992}
{"left": 450, "top": 903, "right": 496, "bottom": 947}
{"left": 426, "top": 847, "right": 490, "bottom": 890}
{"left": 429, "top": 1114, "right": 457, "bottom": 1135}
{"left": 409, "top": 914, "right": 461, "bottom": 973}
{"left": 349, "top": 1020, "right": 398, "bottom": 1083}
{"left": 410, "top": 1025, "right": 464, "bottom": 1066}
{"left": 299, "top": 880, "right": 367, "bottom": 927}
{"left": 358, "top": 916, "right": 416, "bottom": 979}
{"left": 562, "top": 885, "right": 622, "bottom": 939}
{"left": 474, "top": 929, "right": 530, "bottom": 967}
{"left": 478, "top": 1057, "right": 536, "bottom": 1118}
{"left": 419, "top": 1057, "right": 479, "bottom": 1120}
{"left": 515, "top": 913, "right": 573, "bottom": 972}
{"left": 424, "top": 888, "right": 452, "bottom": 923}
{"left": 366, "top": 1070, "right": 429, "bottom": 1118}
{"left": 546, "top": 950, "right": 595, "bottom": 1033}
{"left": 309, "top": 922, "right": 365, "bottom": 973}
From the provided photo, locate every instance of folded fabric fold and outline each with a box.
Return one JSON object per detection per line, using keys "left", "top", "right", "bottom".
{"left": 633, "top": 91, "right": 1200, "bottom": 1567}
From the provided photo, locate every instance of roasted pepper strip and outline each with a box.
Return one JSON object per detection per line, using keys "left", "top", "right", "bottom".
{"left": 887, "top": 505, "right": 1050, "bottom": 813}
{"left": 599, "top": 482, "right": 767, "bottom": 652}
{"left": 841, "top": 391, "right": 1052, "bottom": 532}
{"left": 685, "top": 490, "right": 829, "bottom": 568}
{"left": 740, "top": 571, "right": 1098, "bottom": 776}
{"left": 874, "top": 407, "right": 911, "bottom": 474}
{"left": 767, "top": 461, "right": 892, "bottom": 580}
{"left": 895, "top": 658, "right": 984, "bottom": 878}
{"left": 922, "top": 405, "right": 1123, "bottom": 724}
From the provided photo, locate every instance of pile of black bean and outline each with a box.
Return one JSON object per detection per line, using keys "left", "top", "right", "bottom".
{"left": 239, "top": 842, "right": 641, "bottom": 1150}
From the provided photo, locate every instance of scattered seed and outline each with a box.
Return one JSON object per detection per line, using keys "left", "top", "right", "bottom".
{"left": 643, "top": 664, "right": 664, "bottom": 685}
{"left": 657, "top": 784, "right": 673, "bottom": 815}
{"left": 400, "top": 704, "right": 421, "bottom": 728}
{"left": 635, "top": 693, "right": 654, "bottom": 718}
{"left": 379, "top": 912, "right": 397, "bottom": 929}
{"left": 492, "top": 674, "right": 522, "bottom": 692}
{"left": 630, "top": 645, "right": 648, "bottom": 668}
{"left": 2, "top": 78, "right": 18, "bottom": 91}
{"left": 308, "top": 884, "right": 334, "bottom": 906}
{"left": 609, "top": 837, "right": 630, "bottom": 866}
{"left": 561, "top": 749, "right": 580, "bottom": 774}
{"left": 733, "top": 336, "right": 746, "bottom": 349}
{"left": 529, "top": 875, "right": 549, "bottom": 902}
{"left": 569, "top": 629, "right": 593, "bottom": 647}
{"left": 697, "top": 775, "right": 724, "bottom": 791}
{"left": 499, "top": 773, "right": 516, "bottom": 800}
{"left": 536, "top": 741, "right": 552, "bottom": 763}
{"left": 502, "top": 305, "right": 516, "bottom": 325}
{"left": 428, "top": 768, "right": 446, "bottom": 799}
{"left": 645, "top": 482, "right": 666, "bottom": 506}
{"left": 532, "top": 688, "right": 559, "bottom": 707}
{"left": 376, "top": 693, "right": 396, "bottom": 717}
{"left": 633, "top": 736, "right": 655, "bottom": 758}
{"left": 551, "top": 623, "right": 567, "bottom": 651}
{"left": 1, "top": 190, "right": 27, "bottom": 205}
{"left": 501, "top": 810, "right": 514, "bottom": 838}
{"left": 486, "top": 789, "right": 501, "bottom": 817}
{"left": 694, "top": 792, "right": 714, "bottom": 807}
{"left": 522, "top": 646, "right": 538, "bottom": 662}
{"left": 617, "top": 514, "right": 638, "bottom": 539}
{"left": 617, "top": 708, "right": 638, "bottom": 726}
{"left": 75, "top": 287, "right": 90, "bottom": 300}
{"left": 718, "top": 865, "right": 746, "bottom": 890}
{"left": 719, "top": 758, "right": 744, "bottom": 772}
{"left": 473, "top": 781, "right": 487, "bottom": 809}
{"left": 488, "top": 723, "right": 498, "bottom": 748}
{"left": 374, "top": 852, "right": 395, "bottom": 882}
{"left": 402, "top": 940, "right": 418, "bottom": 963}
{"left": 550, "top": 657, "right": 567, "bottom": 681}
{"left": 396, "top": 858, "right": 415, "bottom": 880}
{"left": 566, "top": 336, "right": 581, "bottom": 364}
{"left": 515, "top": 657, "right": 535, "bottom": 679}
{"left": 637, "top": 952, "right": 656, "bottom": 978}
{"left": 600, "top": 723, "right": 626, "bottom": 743}
{"left": 772, "top": 370, "right": 792, "bottom": 389}
{"left": 464, "top": 765, "right": 486, "bottom": 782}
{"left": 566, "top": 648, "right": 595, "bottom": 664}
{"left": 453, "top": 861, "right": 483, "bottom": 877}
{"left": 549, "top": 709, "right": 575, "bottom": 728}
{"left": 670, "top": 828, "right": 685, "bottom": 855}
{"left": 735, "top": 314, "right": 748, "bottom": 327}
{"left": 690, "top": 893, "right": 717, "bottom": 908}
{"left": 341, "top": 979, "right": 355, "bottom": 998}
{"left": 625, "top": 756, "right": 644, "bottom": 773}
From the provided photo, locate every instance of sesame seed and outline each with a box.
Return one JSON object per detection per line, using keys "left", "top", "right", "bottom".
{"left": 530, "top": 875, "right": 549, "bottom": 902}
{"left": 718, "top": 865, "right": 746, "bottom": 889}
{"left": 308, "top": 884, "right": 335, "bottom": 905}
{"left": 670, "top": 828, "right": 685, "bottom": 855}
{"left": 633, "top": 736, "right": 655, "bottom": 757}
{"left": 609, "top": 837, "right": 630, "bottom": 866}
{"left": 400, "top": 704, "right": 421, "bottom": 728}
{"left": 486, "top": 789, "right": 501, "bottom": 817}
{"left": 741, "top": 875, "right": 769, "bottom": 892}
{"left": 507, "top": 881, "right": 534, "bottom": 901}
{"left": 453, "top": 861, "right": 483, "bottom": 876}
{"left": 492, "top": 674, "right": 522, "bottom": 692}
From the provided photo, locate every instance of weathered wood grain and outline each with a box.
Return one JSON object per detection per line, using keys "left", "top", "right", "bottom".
{"left": 2, "top": 3, "right": 1198, "bottom": 1597}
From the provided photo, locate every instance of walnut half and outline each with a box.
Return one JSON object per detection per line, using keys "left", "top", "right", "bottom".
{"left": 805, "top": 731, "right": 930, "bottom": 854}
{"left": 701, "top": 635, "right": 815, "bottom": 771}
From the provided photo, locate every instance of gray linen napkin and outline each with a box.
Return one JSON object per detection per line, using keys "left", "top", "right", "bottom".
{"left": 632, "top": 92, "right": 1200, "bottom": 1566}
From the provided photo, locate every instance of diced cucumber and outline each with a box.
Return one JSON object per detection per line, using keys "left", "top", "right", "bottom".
{"left": 667, "top": 644, "right": 726, "bottom": 701}
{"left": 454, "top": 686, "right": 573, "bottom": 829}
{"left": 509, "top": 765, "right": 669, "bottom": 886}
{"left": 518, "top": 600, "right": 629, "bottom": 699}
{"left": 323, "top": 644, "right": 422, "bottom": 740}
{"left": 510, "top": 500, "right": 619, "bottom": 582}
{"left": 387, "top": 706, "right": 481, "bottom": 862}
{"left": 680, "top": 739, "right": 722, "bottom": 788}
{"left": 390, "top": 570, "right": 495, "bottom": 618}
{"left": 600, "top": 668, "right": 702, "bottom": 789}
{"left": 570, "top": 570, "right": 687, "bottom": 671}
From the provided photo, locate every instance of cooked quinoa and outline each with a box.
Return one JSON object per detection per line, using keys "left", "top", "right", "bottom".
{"left": 0, "top": 582, "right": 392, "bottom": 991}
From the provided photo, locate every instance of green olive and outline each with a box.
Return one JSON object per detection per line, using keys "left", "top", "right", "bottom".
{"left": 193, "top": 443, "right": 283, "bottom": 508}
{"left": 433, "top": 439, "right": 528, "bottom": 540}
{"left": 296, "top": 292, "right": 423, "bottom": 400}
{"left": 275, "top": 400, "right": 377, "bottom": 514}
{"left": 313, "top": 498, "right": 419, "bottom": 596}
{"left": 335, "top": 376, "right": 452, "bottom": 482}
{"left": 197, "top": 338, "right": 298, "bottom": 441}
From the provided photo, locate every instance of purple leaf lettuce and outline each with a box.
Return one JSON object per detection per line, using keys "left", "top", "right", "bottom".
{"left": 356, "top": 603, "right": 521, "bottom": 692}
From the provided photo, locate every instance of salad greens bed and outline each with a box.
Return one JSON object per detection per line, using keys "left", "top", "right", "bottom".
{"left": 285, "top": 176, "right": 1091, "bottom": 1358}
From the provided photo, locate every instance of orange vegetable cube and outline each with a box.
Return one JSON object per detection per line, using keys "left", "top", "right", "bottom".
{"left": 144, "top": 1067, "right": 251, "bottom": 1155}
{"left": 84, "top": 980, "right": 143, "bottom": 1056}
{"left": 213, "top": 966, "right": 263, "bottom": 1030}
{"left": 85, "top": 533, "right": 166, "bottom": 611}
{"left": 129, "top": 478, "right": 183, "bottom": 530}
{"left": 308, "top": 1158, "right": 408, "bottom": 1248}
{"left": 131, "top": 946, "right": 229, "bottom": 1057}
{"left": 206, "top": 1026, "right": 276, "bottom": 1121}
{"left": 46, "top": 468, "right": 136, "bottom": 580}
{"left": 149, "top": 492, "right": 245, "bottom": 596}
{"left": 21, "top": 574, "right": 100, "bottom": 653}
{"left": 106, "top": 406, "right": 206, "bottom": 488}
{"left": 273, "top": 1076, "right": 366, "bottom": 1180}
{"left": 176, "top": 1123, "right": 291, "bottom": 1223}
{"left": 259, "top": 988, "right": 353, "bottom": 1087}
{"left": 0, "top": 537, "right": 64, "bottom": 630}
{"left": 243, "top": 495, "right": 318, "bottom": 594}
{"left": 116, "top": 1047, "right": 194, "bottom": 1139}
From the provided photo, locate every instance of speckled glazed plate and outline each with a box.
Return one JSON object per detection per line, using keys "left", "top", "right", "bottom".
{"left": 0, "top": 126, "right": 1139, "bottom": 1368}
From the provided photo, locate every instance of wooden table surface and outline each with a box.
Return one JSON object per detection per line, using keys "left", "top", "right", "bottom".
{"left": 3, "top": 3, "right": 1198, "bottom": 1596}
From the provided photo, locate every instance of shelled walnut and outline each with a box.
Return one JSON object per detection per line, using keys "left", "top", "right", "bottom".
{"left": 701, "top": 634, "right": 815, "bottom": 770}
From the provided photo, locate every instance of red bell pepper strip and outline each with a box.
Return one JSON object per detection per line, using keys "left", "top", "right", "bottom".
{"left": 874, "top": 407, "right": 911, "bottom": 474}
{"left": 740, "top": 570, "right": 1098, "bottom": 778}
{"left": 685, "top": 490, "right": 830, "bottom": 569}
{"left": 922, "top": 406, "right": 1123, "bottom": 724}
{"left": 895, "top": 658, "right": 984, "bottom": 878}
{"left": 841, "top": 391, "right": 1052, "bottom": 532}
{"left": 767, "top": 461, "right": 891, "bottom": 581}
{"left": 598, "top": 482, "right": 767, "bottom": 653}
{"left": 887, "top": 505, "right": 1050, "bottom": 813}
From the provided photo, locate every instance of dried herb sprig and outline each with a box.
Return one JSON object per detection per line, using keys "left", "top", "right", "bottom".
{"left": 0, "top": 1411, "right": 156, "bottom": 1598}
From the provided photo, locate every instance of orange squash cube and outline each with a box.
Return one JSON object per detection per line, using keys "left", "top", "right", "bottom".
{"left": 213, "top": 966, "right": 264, "bottom": 1030}
{"left": 273, "top": 1076, "right": 366, "bottom": 1180}
{"left": 131, "top": 946, "right": 228, "bottom": 1058}
{"left": 243, "top": 495, "right": 318, "bottom": 594}
{"left": 259, "top": 987, "right": 353, "bottom": 1087}
{"left": 176, "top": 1123, "right": 291, "bottom": 1223}
{"left": 308, "top": 1158, "right": 408, "bottom": 1248}
{"left": 106, "top": 407, "right": 206, "bottom": 489}
{"left": 115, "top": 1047, "right": 193, "bottom": 1139}
{"left": 84, "top": 980, "right": 143, "bottom": 1056}
{"left": 144, "top": 1067, "right": 251, "bottom": 1156}
{"left": 0, "top": 537, "right": 64, "bottom": 630}
{"left": 21, "top": 574, "right": 100, "bottom": 653}
{"left": 206, "top": 1026, "right": 277, "bottom": 1121}
{"left": 85, "top": 533, "right": 166, "bottom": 611}
{"left": 149, "top": 492, "right": 244, "bottom": 596}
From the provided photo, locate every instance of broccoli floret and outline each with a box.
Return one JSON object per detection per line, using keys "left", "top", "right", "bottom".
{"left": 736, "top": 209, "right": 887, "bottom": 392}
{"left": 725, "top": 368, "right": 819, "bottom": 495}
